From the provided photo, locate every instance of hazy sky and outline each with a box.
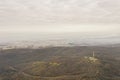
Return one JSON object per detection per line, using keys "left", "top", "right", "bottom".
{"left": 0, "top": 0, "right": 120, "bottom": 33}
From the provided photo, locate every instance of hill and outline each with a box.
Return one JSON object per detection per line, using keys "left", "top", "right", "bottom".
{"left": 0, "top": 46, "right": 120, "bottom": 80}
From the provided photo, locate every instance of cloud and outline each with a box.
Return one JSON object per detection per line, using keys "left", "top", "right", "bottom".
{"left": 0, "top": 0, "right": 120, "bottom": 25}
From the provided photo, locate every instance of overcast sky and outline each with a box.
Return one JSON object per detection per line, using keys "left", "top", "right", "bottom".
{"left": 0, "top": 0, "right": 120, "bottom": 33}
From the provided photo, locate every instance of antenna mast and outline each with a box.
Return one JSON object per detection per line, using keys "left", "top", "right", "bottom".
{"left": 93, "top": 51, "right": 95, "bottom": 58}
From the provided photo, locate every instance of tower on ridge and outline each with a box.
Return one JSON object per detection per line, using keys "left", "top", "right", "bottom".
{"left": 93, "top": 51, "right": 95, "bottom": 58}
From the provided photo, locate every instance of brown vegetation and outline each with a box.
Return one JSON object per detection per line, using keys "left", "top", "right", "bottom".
{"left": 0, "top": 46, "right": 120, "bottom": 80}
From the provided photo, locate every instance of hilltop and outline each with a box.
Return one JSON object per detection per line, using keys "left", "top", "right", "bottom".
{"left": 0, "top": 46, "right": 120, "bottom": 80}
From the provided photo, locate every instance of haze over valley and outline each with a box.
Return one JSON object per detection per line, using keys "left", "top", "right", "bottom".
{"left": 0, "top": 0, "right": 120, "bottom": 80}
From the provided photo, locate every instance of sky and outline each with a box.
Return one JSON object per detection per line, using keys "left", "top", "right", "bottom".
{"left": 0, "top": 0, "right": 120, "bottom": 33}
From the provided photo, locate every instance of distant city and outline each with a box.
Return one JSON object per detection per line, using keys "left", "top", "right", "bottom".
{"left": 0, "top": 39, "right": 120, "bottom": 50}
